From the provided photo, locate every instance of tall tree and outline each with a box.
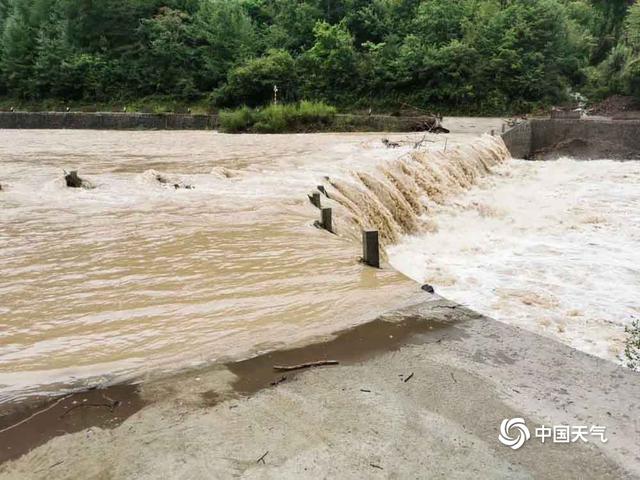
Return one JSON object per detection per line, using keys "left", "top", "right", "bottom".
{"left": 190, "top": 0, "right": 256, "bottom": 91}
{"left": 1, "top": 0, "right": 36, "bottom": 97}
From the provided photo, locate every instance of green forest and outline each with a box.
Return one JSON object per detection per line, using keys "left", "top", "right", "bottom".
{"left": 0, "top": 0, "right": 638, "bottom": 113}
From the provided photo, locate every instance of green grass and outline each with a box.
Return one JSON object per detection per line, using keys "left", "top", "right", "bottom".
{"left": 218, "top": 101, "right": 337, "bottom": 133}
{"left": 218, "top": 106, "right": 255, "bottom": 133}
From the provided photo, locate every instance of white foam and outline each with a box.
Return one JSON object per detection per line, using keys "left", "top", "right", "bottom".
{"left": 388, "top": 158, "right": 640, "bottom": 364}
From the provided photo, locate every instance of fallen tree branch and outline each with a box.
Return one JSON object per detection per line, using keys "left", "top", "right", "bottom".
{"left": 273, "top": 360, "right": 339, "bottom": 372}
{"left": 257, "top": 451, "right": 269, "bottom": 464}
{"left": 413, "top": 133, "right": 434, "bottom": 149}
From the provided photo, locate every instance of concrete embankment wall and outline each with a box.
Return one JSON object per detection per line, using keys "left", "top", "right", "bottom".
{"left": 0, "top": 111, "right": 432, "bottom": 132}
{"left": 333, "top": 114, "right": 429, "bottom": 132}
{"left": 530, "top": 118, "right": 640, "bottom": 160}
{"left": 0, "top": 112, "right": 216, "bottom": 130}
{"left": 500, "top": 121, "right": 532, "bottom": 159}
{"left": 0, "top": 112, "right": 436, "bottom": 132}
{"left": 501, "top": 118, "right": 640, "bottom": 160}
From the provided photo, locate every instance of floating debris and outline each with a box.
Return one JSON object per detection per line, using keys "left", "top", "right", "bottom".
{"left": 382, "top": 138, "right": 400, "bottom": 149}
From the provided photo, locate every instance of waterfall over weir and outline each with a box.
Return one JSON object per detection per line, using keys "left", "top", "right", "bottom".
{"left": 324, "top": 135, "right": 511, "bottom": 245}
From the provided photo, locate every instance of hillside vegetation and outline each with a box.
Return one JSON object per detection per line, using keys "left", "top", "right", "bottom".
{"left": 0, "top": 0, "right": 638, "bottom": 114}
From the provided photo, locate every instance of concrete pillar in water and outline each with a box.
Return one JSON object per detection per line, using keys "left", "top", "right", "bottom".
{"left": 502, "top": 123, "right": 506, "bottom": 133}
{"left": 65, "top": 171, "right": 83, "bottom": 188}
{"left": 362, "top": 230, "right": 380, "bottom": 268}
{"left": 321, "top": 208, "right": 333, "bottom": 233}
{"left": 491, "top": 129, "right": 495, "bottom": 136}
{"left": 309, "top": 192, "right": 321, "bottom": 208}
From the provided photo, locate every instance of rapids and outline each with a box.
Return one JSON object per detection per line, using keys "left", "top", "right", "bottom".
{"left": 2, "top": 118, "right": 635, "bottom": 404}
{"left": 0, "top": 121, "right": 501, "bottom": 402}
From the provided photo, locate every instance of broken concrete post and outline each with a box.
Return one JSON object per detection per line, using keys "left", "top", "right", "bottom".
{"left": 362, "top": 230, "right": 380, "bottom": 268}
{"left": 421, "top": 284, "right": 435, "bottom": 294}
{"left": 317, "top": 185, "right": 328, "bottom": 197}
{"left": 65, "top": 171, "right": 84, "bottom": 188}
{"left": 502, "top": 123, "right": 506, "bottom": 133}
{"left": 321, "top": 208, "right": 333, "bottom": 233}
{"left": 491, "top": 129, "right": 495, "bottom": 136}
{"left": 309, "top": 192, "right": 321, "bottom": 208}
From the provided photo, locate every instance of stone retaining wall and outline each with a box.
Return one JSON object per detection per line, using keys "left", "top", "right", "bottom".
{"left": 500, "top": 121, "right": 532, "bottom": 159}
{"left": 0, "top": 111, "right": 438, "bottom": 132}
{"left": 0, "top": 112, "right": 216, "bottom": 130}
{"left": 530, "top": 118, "right": 640, "bottom": 160}
{"left": 501, "top": 118, "right": 640, "bottom": 160}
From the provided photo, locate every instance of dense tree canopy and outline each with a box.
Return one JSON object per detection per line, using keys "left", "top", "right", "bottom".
{"left": 0, "top": 0, "right": 637, "bottom": 112}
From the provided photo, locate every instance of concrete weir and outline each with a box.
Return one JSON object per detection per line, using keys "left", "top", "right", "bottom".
{"left": 501, "top": 118, "right": 640, "bottom": 160}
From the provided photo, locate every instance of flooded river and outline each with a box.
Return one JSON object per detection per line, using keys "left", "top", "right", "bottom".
{"left": 0, "top": 120, "right": 499, "bottom": 403}
{"left": 1, "top": 119, "right": 636, "bottom": 404}
{"left": 0, "top": 131, "right": 416, "bottom": 402}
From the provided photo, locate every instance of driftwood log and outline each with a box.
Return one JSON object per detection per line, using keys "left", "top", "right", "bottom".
{"left": 273, "top": 360, "right": 339, "bottom": 372}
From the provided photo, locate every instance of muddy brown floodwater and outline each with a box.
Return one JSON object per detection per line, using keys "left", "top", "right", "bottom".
{"left": 0, "top": 120, "right": 502, "bottom": 406}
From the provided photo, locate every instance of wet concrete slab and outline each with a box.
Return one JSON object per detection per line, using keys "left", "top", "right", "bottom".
{"left": 0, "top": 296, "right": 637, "bottom": 479}
{"left": 0, "top": 384, "right": 145, "bottom": 464}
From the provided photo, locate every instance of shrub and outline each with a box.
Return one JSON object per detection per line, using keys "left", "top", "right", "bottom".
{"left": 253, "top": 104, "right": 292, "bottom": 132}
{"left": 296, "top": 101, "right": 336, "bottom": 125}
{"left": 218, "top": 106, "right": 255, "bottom": 132}
{"left": 218, "top": 101, "right": 336, "bottom": 133}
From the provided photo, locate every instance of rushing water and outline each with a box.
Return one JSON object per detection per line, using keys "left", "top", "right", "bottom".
{"left": 389, "top": 158, "right": 640, "bottom": 363}
{"left": 0, "top": 121, "right": 503, "bottom": 403}
{"left": 3, "top": 119, "right": 635, "bottom": 404}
